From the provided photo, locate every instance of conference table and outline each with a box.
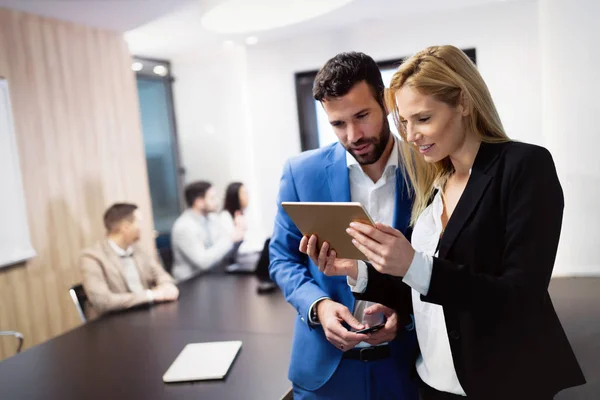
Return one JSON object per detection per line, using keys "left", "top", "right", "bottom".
{"left": 0, "top": 274, "right": 296, "bottom": 399}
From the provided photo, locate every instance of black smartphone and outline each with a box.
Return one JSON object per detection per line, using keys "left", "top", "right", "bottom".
{"left": 354, "top": 323, "right": 385, "bottom": 335}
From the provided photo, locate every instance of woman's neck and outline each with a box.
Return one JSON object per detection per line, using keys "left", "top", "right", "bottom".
{"left": 449, "top": 134, "right": 481, "bottom": 178}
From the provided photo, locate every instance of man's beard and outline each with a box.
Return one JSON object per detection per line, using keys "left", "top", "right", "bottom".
{"left": 346, "top": 118, "right": 391, "bottom": 165}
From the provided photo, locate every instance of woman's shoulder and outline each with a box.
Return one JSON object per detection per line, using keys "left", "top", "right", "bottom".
{"left": 488, "top": 141, "right": 559, "bottom": 192}
{"left": 500, "top": 141, "right": 552, "bottom": 161}
{"left": 491, "top": 141, "right": 556, "bottom": 171}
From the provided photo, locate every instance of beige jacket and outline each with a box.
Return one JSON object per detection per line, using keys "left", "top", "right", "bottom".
{"left": 80, "top": 240, "right": 176, "bottom": 319}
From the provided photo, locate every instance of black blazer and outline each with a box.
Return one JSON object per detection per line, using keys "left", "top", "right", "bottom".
{"left": 356, "top": 141, "right": 585, "bottom": 399}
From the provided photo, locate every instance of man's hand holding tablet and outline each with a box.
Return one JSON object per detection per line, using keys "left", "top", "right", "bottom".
{"left": 299, "top": 235, "right": 359, "bottom": 280}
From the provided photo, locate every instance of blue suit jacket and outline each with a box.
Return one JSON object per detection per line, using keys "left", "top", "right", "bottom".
{"left": 269, "top": 142, "right": 414, "bottom": 390}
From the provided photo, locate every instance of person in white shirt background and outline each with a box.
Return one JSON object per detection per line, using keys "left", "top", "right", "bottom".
{"left": 171, "top": 181, "right": 246, "bottom": 281}
{"left": 303, "top": 45, "right": 585, "bottom": 399}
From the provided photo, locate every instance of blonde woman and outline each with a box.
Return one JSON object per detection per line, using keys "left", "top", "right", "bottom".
{"left": 304, "top": 45, "right": 585, "bottom": 399}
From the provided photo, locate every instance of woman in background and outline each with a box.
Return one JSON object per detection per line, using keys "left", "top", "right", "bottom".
{"left": 307, "top": 45, "right": 585, "bottom": 399}
{"left": 219, "top": 182, "right": 248, "bottom": 266}
{"left": 220, "top": 182, "right": 249, "bottom": 234}
{"left": 219, "top": 183, "right": 276, "bottom": 292}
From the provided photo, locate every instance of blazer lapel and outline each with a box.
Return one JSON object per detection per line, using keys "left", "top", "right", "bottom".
{"left": 438, "top": 142, "right": 500, "bottom": 258}
{"left": 102, "top": 241, "right": 131, "bottom": 292}
{"left": 392, "top": 168, "right": 413, "bottom": 234}
{"left": 325, "top": 144, "right": 351, "bottom": 202}
{"left": 324, "top": 144, "right": 354, "bottom": 310}
{"left": 132, "top": 249, "right": 151, "bottom": 289}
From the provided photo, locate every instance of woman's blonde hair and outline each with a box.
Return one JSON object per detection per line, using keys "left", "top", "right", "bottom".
{"left": 387, "top": 45, "right": 510, "bottom": 225}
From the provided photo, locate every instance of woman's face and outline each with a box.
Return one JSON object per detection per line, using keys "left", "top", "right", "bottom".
{"left": 239, "top": 185, "right": 249, "bottom": 210}
{"left": 395, "top": 85, "right": 469, "bottom": 163}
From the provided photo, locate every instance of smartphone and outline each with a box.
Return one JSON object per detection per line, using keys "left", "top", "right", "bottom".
{"left": 355, "top": 323, "right": 385, "bottom": 335}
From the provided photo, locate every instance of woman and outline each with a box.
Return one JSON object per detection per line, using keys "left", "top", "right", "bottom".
{"left": 219, "top": 183, "right": 274, "bottom": 290}
{"left": 218, "top": 182, "right": 248, "bottom": 266}
{"left": 302, "top": 45, "right": 585, "bottom": 399}
{"left": 220, "top": 182, "right": 249, "bottom": 231}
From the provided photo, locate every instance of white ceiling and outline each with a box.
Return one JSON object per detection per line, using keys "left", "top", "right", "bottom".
{"left": 126, "top": 0, "right": 521, "bottom": 58}
{"left": 0, "top": 0, "right": 522, "bottom": 58}
{"left": 0, "top": 0, "right": 194, "bottom": 32}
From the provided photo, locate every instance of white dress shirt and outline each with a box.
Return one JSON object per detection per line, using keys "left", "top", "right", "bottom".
{"left": 310, "top": 136, "right": 399, "bottom": 348}
{"left": 171, "top": 210, "right": 234, "bottom": 281}
{"left": 350, "top": 189, "right": 466, "bottom": 396}
{"left": 108, "top": 240, "right": 144, "bottom": 293}
{"left": 107, "top": 240, "right": 153, "bottom": 302}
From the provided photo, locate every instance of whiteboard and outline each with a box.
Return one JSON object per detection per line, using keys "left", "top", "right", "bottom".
{"left": 0, "top": 79, "right": 36, "bottom": 268}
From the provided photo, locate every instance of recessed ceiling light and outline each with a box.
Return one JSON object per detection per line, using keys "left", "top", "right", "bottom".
{"left": 153, "top": 65, "right": 168, "bottom": 76}
{"left": 131, "top": 62, "right": 143, "bottom": 71}
{"left": 223, "top": 40, "right": 235, "bottom": 48}
{"left": 201, "top": 0, "right": 354, "bottom": 34}
{"left": 245, "top": 36, "right": 258, "bottom": 45}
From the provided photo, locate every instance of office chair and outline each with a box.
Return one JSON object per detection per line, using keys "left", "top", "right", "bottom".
{"left": 0, "top": 331, "right": 24, "bottom": 354}
{"left": 158, "top": 247, "right": 174, "bottom": 274}
{"left": 69, "top": 284, "right": 88, "bottom": 323}
{"left": 279, "top": 387, "right": 293, "bottom": 400}
{"left": 156, "top": 233, "right": 174, "bottom": 274}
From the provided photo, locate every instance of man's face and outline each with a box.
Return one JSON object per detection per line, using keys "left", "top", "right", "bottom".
{"left": 321, "top": 81, "right": 390, "bottom": 165}
{"left": 120, "top": 210, "right": 142, "bottom": 244}
{"left": 196, "top": 187, "right": 218, "bottom": 213}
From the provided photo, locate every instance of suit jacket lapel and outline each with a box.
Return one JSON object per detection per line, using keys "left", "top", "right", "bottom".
{"left": 102, "top": 240, "right": 131, "bottom": 292}
{"left": 325, "top": 144, "right": 354, "bottom": 310}
{"left": 393, "top": 168, "right": 413, "bottom": 234}
{"left": 438, "top": 142, "right": 500, "bottom": 258}
{"left": 132, "top": 249, "right": 151, "bottom": 289}
{"left": 325, "top": 144, "right": 351, "bottom": 203}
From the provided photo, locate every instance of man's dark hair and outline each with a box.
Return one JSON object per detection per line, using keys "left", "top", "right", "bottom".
{"left": 313, "top": 52, "right": 385, "bottom": 108}
{"left": 103, "top": 203, "right": 138, "bottom": 232}
{"left": 223, "top": 182, "right": 243, "bottom": 217}
{"left": 185, "top": 181, "right": 212, "bottom": 208}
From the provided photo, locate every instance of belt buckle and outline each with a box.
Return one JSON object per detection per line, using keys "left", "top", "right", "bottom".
{"left": 359, "top": 347, "right": 375, "bottom": 362}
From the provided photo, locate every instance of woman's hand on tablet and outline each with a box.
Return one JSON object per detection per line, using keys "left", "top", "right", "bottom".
{"left": 299, "top": 235, "right": 358, "bottom": 281}
{"left": 346, "top": 222, "right": 415, "bottom": 277}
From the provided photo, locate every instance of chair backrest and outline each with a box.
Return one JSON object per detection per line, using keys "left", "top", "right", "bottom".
{"left": 69, "top": 284, "right": 88, "bottom": 323}
{"left": 279, "top": 387, "right": 293, "bottom": 400}
{"left": 156, "top": 233, "right": 174, "bottom": 274}
{"left": 0, "top": 331, "right": 24, "bottom": 354}
{"left": 158, "top": 247, "right": 174, "bottom": 274}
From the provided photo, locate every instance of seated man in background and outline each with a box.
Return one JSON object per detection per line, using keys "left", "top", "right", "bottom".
{"left": 171, "top": 181, "right": 245, "bottom": 281}
{"left": 81, "top": 203, "right": 179, "bottom": 319}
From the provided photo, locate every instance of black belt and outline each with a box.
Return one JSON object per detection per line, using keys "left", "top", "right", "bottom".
{"left": 342, "top": 345, "right": 391, "bottom": 362}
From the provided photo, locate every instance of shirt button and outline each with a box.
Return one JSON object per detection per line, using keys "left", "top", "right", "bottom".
{"left": 448, "top": 330, "right": 460, "bottom": 340}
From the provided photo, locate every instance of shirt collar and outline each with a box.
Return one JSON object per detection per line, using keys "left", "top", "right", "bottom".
{"left": 108, "top": 239, "right": 134, "bottom": 257}
{"left": 346, "top": 134, "right": 399, "bottom": 173}
{"left": 186, "top": 208, "right": 212, "bottom": 223}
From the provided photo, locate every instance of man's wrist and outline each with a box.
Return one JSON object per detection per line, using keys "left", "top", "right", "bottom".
{"left": 309, "top": 297, "right": 330, "bottom": 325}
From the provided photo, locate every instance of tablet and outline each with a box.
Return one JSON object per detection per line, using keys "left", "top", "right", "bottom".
{"left": 281, "top": 202, "right": 374, "bottom": 260}
{"left": 162, "top": 341, "right": 242, "bottom": 383}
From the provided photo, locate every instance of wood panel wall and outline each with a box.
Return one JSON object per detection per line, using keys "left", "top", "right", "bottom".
{"left": 0, "top": 8, "right": 155, "bottom": 360}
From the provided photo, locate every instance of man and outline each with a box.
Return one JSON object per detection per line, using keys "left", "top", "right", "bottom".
{"left": 171, "top": 181, "right": 245, "bottom": 280}
{"left": 81, "top": 203, "right": 179, "bottom": 319}
{"left": 269, "top": 52, "right": 418, "bottom": 399}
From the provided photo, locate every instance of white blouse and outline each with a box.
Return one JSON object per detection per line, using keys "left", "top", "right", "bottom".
{"left": 351, "top": 190, "right": 466, "bottom": 396}
{"left": 407, "top": 190, "right": 466, "bottom": 395}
